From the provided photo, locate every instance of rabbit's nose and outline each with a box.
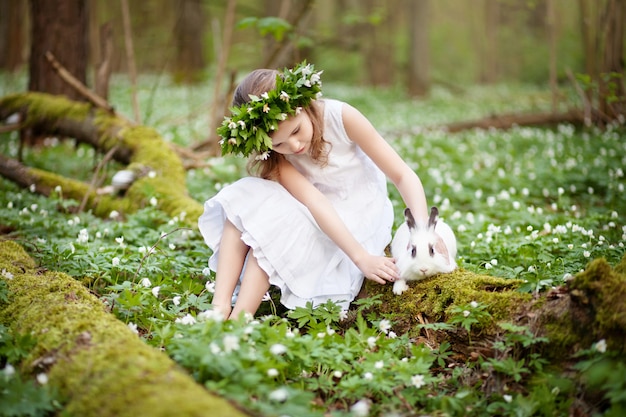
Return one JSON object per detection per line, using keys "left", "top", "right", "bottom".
{"left": 420, "top": 268, "right": 428, "bottom": 275}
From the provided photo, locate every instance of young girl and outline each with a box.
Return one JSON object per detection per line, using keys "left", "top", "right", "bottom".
{"left": 198, "top": 62, "right": 429, "bottom": 319}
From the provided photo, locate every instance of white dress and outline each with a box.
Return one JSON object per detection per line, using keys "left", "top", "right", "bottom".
{"left": 198, "top": 99, "right": 394, "bottom": 310}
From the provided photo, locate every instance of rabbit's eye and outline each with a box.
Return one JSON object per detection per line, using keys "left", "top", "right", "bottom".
{"left": 411, "top": 246, "right": 416, "bottom": 257}
{"left": 428, "top": 244, "right": 435, "bottom": 257}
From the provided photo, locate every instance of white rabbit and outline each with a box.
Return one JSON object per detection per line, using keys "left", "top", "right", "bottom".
{"left": 391, "top": 206, "right": 457, "bottom": 295}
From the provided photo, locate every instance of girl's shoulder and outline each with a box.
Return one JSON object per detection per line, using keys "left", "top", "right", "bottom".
{"left": 319, "top": 98, "right": 347, "bottom": 131}
{"left": 320, "top": 98, "right": 345, "bottom": 115}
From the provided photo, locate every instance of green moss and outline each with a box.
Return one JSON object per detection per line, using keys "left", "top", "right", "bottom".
{"left": 1, "top": 92, "right": 204, "bottom": 225}
{"left": 366, "top": 269, "right": 530, "bottom": 336}
{"left": 0, "top": 92, "right": 91, "bottom": 125}
{"left": 0, "top": 240, "right": 248, "bottom": 417}
{"left": 123, "top": 126, "right": 186, "bottom": 182}
{"left": 568, "top": 256, "right": 626, "bottom": 352}
{"left": 533, "top": 254, "right": 626, "bottom": 358}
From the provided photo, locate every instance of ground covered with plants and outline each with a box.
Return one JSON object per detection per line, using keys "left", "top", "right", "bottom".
{"left": 1, "top": 74, "right": 625, "bottom": 416}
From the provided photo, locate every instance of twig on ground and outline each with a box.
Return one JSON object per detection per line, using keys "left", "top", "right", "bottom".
{"left": 78, "top": 144, "right": 120, "bottom": 213}
{"left": 0, "top": 123, "right": 21, "bottom": 134}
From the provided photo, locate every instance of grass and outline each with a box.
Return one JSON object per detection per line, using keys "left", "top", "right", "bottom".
{"left": 1, "top": 72, "right": 625, "bottom": 416}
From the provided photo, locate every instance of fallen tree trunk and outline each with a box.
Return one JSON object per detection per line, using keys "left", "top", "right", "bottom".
{"left": 0, "top": 92, "right": 203, "bottom": 225}
{"left": 364, "top": 254, "right": 626, "bottom": 362}
{"left": 0, "top": 240, "right": 249, "bottom": 417}
{"left": 440, "top": 109, "right": 584, "bottom": 133}
{"left": 360, "top": 255, "right": 626, "bottom": 414}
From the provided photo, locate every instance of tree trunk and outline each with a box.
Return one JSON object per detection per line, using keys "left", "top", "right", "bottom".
{"left": 0, "top": 0, "right": 28, "bottom": 72}
{"left": 480, "top": 0, "right": 500, "bottom": 84}
{"left": 363, "top": 254, "right": 626, "bottom": 361}
{"left": 28, "top": 0, "right": 89, "bottom": 101}
{"left": 577, "top": 0, "right": 597, "bottom": 85}
{"left": 576, "top": 0, "right": 625, "bottom": 124}
{"left": 263, "top": 0, "right": 292, "bottom": 68}
{"left": 362, "top": 0, "right": 394, "bottom": 87}
{"left": 407, "top": 0, "right": 430, "bottom": 97}
{"left": 598, "top": 0, "right": 625, "bottom": 118}
{"left": 172, "top": 0, "right": 207, "bottom": 83}
{"left": 441, "top": 109, "right": 583, "bottom": 133}
{"left": 547, "top": 0, "right": 559, "bottom": 112}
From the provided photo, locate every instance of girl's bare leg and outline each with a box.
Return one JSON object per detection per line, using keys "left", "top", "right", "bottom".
{"left": 229, "top": 253, "right": 270, "bottom": 320}
{"left": 211, "top": 219, "right": 248, "bottom": 318}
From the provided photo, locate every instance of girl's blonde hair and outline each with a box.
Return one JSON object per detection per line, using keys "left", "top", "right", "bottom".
{"left": 232, "top": 69, "right": 328, "bottom": 180}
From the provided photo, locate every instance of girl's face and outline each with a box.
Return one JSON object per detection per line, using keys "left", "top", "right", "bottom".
{"left": 270, "top": 110, "right": 313, "bottom": 156}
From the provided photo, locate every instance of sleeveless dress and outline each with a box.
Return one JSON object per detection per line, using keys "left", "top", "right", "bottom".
{"left": 198, "top": 99, "right": 394, "bottom": 310}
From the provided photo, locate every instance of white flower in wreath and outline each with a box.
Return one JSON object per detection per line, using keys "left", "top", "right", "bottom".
{"left": 301, "top": 64, "right": 313, "bottom": 77}
{"left": 255, "top": 151, "right": 271, "bottom": 161}
{"left": 310, "top": 72, "right": 322, "bottom": 85}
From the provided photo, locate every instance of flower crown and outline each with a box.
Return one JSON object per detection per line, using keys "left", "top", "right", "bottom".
{"left": 217, "top": 61, "right": 323, "bottom": 158}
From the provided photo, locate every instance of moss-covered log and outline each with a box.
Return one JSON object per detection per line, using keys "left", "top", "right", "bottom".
{"left": 0, "top": 240, "right": 248, "bottom": 417}
{"left": 0, "top": 92, "right": 203, "bottom": 226}
{"left": 362, "top": 269, "right": 531, "bottom": 357}
{"left": 365, "top": 255, "right": 626, "bottom": 361}
{"left": 365, "top": 269, "right": 529, "bottom": 334}
{"left": 530, "top": 256, "right": 626, "bottom": 358}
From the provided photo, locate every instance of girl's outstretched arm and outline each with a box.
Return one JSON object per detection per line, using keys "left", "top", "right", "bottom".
{"left": 341, "top": 103, "right": 429, "bottom": 225}
{"left": 277, "top": 158, "right": 399, "bottom": 284}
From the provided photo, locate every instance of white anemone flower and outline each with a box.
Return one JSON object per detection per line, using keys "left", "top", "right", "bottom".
{"left": 411, "top": 374, "right": 425, "bottom": 388}
{"left": 378, "top": 319, "right": 391, "bottom": 334}
{"left": 269, "top": 387, "right": 289, "bottom": 402}
{"left": 350, "top": 399, "right": 370, "bottom": 417}
{"left": 270, "top": 344, "right": 287, "bottom": 356}
{"left": 175, "top": 314, "right": 196, "bottom": 325}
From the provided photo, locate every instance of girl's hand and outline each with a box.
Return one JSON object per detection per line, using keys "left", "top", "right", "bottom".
{"left": 355, "top": 254, "right": 400, "bottom": 285}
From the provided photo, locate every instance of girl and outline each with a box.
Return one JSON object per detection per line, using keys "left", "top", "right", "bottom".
{"left": 199, "top": 62, "right": 429, "bottom": 319}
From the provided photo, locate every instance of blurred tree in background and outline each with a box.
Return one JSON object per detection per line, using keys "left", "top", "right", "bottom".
{"left": 0, "top": 0, "right": 26, "bottom": 72}
{"left": 172, "top": 0, "right": 207, "bottom": 83}
{"left": 28, "top": 0, "right": 88, "bottom": 101}
{"left": 0, "top": 0, "right": 623, "bottom": 122}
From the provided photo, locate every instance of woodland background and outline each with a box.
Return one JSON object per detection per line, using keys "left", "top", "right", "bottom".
{"left": 1, "top": 1, "right": 626, "bottom": 417}
{"left": 1, "top": 0, "right": 623, "bottom": 129}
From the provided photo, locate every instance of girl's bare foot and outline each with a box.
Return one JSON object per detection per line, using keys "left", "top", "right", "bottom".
{"left": 211, "top": 304, "right": 232, "bottom": 320}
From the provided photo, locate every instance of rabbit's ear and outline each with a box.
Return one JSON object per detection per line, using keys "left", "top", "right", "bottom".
{"left": 404, "top": 208, "right": 417, "bottom": 231}
{"left": 434, "top": 236, "right": 451, "bottom": 266}
{"left": 428, "top": 206, "right": 439, "bottom": 230}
